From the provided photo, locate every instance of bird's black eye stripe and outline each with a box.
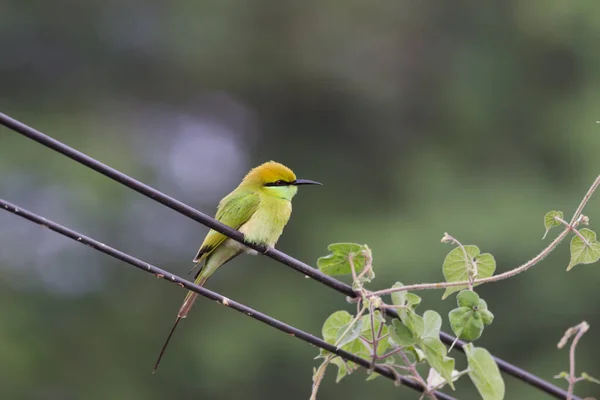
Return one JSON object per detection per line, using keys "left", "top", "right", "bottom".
{"left": 265, "top": 180, "right": 288, "bottom": 187}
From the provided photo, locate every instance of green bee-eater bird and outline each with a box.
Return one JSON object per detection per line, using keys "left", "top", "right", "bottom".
{"left": 153, "top": 161, "right": 321, "bottom": 372}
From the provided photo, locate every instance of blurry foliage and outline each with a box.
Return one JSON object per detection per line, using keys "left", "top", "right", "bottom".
{"left": 1, "top": 1, "right": 600, "bottom": 399}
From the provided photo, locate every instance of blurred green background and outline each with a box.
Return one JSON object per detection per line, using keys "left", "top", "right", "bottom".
{"left": 1, "top": 1, "right": 599, "bottom": 399}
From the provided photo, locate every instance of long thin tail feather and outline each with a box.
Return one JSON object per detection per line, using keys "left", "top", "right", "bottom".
{"left": 153, "top": 317, "right": 182, "bottom": 373}
{"left": 152, "top": 277, "right": 208, "bottom": 373}
{"left": 153, "top": 250, "right": 242, "bottom": 373}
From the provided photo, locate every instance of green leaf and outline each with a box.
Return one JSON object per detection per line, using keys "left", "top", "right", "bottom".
{"left": 390, "top": 282, "right": 406, "bottom": 307}
{"left": 324, "top": 336, "right": 370, "bottom": 379}
{"left": 405, "top": 293, "right": 422, "bottom": 309}
{"left": 390, "top": 282, "right": 422, "bottom": 310}
{"left": 457, "top": 290, "right": 480, "bottom": 308}
{"left": 442, "top": 245, "right": 496, "bottom": 299}
{"left": 422, "top": 310, "right": 442, "bottom": 339}
{"left": 479, "top": 299, "right": 494, "bottom": 324}
{"left": 465, "top": 343, "right": 505, "bottom": 400}
{"left": 426, "top": 367, "right": 462, "bottom": 390}
{"left": 449, "top": 291, "right": 493, "bottom": 340}
{"left": 567, "top": 228, "right": 600, "bottom": 271}
{"left": 366, "top": 370, "right": 380, "bottom": 381}
{"left": 329, "top": 357, "right": 348, "bottom": 383}
{"left": 553, "top": 371, "right": 569, "bottom": 380}
{"left": 344, "top": 337, "right": 370, "bottom": 356}
{"left": 543, "top": 211, "right": 563, "bottom": 239}
{"left": 341, "top": 337, "right": 370, "bottom": 364}
{"left": 480, "top": 310, "right": 495, "bottom": 325}
{"left": 335, "top": 318, "right": 364, "bottom": 349}
{"left": 400, "top": 309, "right": 424, "bottom": 338}
{"left": 402, "top": 346, "right": 426, "bottom": 363}
{"left": 449, "top": 307, "right": 484, "bottom": 341}
{"left": 391, "top": 319, "right": 417, "bottom": 346}
{"left": 421, "top": 337, "right": 456, "bottom": 390}
{"left": 320, "top": 310, "right": 372, "bottom": 371}
{"left": 581, "top": 372, "right": 600, "bottom": 384}
{"left": 479, "top": 299, "right": 490, "bottom": 310}
{"left": 322, "top": 311, "right": 353, "bottom": 344}
{"left": 317, "top": 243, "right": 373, "bottom": 281}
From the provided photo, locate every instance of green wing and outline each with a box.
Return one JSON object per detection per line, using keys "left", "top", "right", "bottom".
{"left": 192, "top": 190, "right": 259, "bottom": 263}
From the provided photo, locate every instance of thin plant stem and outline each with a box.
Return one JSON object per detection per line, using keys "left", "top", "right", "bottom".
{"left": 554, "top": 217, "right": 590, "bottom": 246}
{"left": 557, "top": 322, "right": 590, "bottom": 400}
{"left": 372, "top": 176, "right": 600, "bottom": 297}
{"left": 311, "top": 354, "right": 333, "bottom": 400}
{"left": 399, "top": 351, "right": 434, "bottom": 400}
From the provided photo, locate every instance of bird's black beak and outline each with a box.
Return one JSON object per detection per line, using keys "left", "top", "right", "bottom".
{"left": 293, "top": 179, "right": 322, "bottom": 186}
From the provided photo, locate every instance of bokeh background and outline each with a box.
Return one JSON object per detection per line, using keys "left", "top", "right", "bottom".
{"left": 1, "top": 1, "right": 599, "bottom": 399}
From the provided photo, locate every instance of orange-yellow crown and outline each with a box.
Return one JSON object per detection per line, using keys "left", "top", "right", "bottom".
{"left": 242, "top": 161, "right": 296, "bottom": 185}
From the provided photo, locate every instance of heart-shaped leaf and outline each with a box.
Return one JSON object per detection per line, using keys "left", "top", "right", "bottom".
{"left": 322, "top": 310, "right": 353, "bottom": 344}
{"left": 543, "top": 211, "right": 563, "bottom": 239}
{"left": 457, "top": 290, "right": 480, "bottom": 308}
{"left": 390, "top": 283, "right": 422, "bottom": 310}
{"left": 442, "top": 245, "right": 496, "bottom": 299}
{"left": 567, "top": 228, "right": 600, "bottom": 271}
{"left": 317, "top": 243, "right": 373, "bottom": 281}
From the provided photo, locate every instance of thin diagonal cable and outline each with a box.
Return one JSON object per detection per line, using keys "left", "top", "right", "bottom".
{"left": 0, "top": 112, "right": 577, "bottom": 400}
{"left": 0, "top": 199, "right": 455, "bottom": 400}
{"left": 0, "top": 112, "right": 353, "bottom": 294}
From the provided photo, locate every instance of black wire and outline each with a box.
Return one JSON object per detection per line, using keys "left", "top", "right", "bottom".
{"left": 0, "top": 113, "right": 354, "bottom": 295}
{"left": 0, "top": 199, "right": 455, "bottom": 400}
{"left": 0, "top": 112, "right": 578, "bottom": 400}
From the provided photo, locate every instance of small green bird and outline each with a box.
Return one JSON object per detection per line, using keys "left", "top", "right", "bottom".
{"left": 153, "top": 161, "right": 321, "bottom": 372}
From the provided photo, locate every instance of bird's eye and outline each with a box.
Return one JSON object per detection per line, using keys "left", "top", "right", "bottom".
{"left": 265, "top": 180, "right": 288, "bottom": 187}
